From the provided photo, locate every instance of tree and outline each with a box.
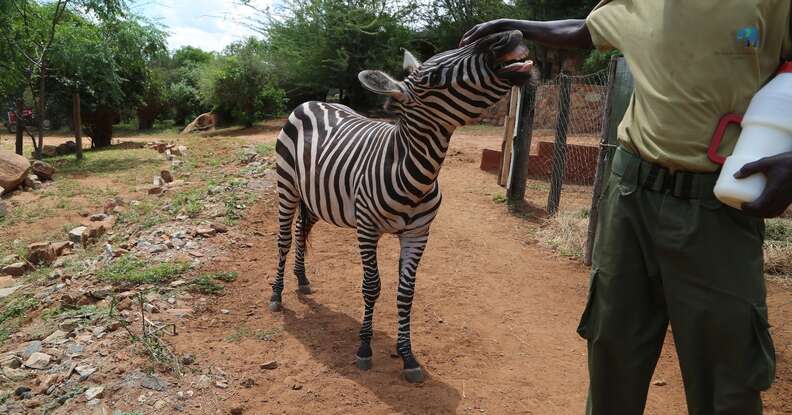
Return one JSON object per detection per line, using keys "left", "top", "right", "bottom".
{"left": 0, "top": 0, "right": 126, "bottom": 157}
{"left": 163, "top": 47, "right": 215, "bottom": 126}
{"left": 198, "top": 38, "right": 286, "bottom": 126}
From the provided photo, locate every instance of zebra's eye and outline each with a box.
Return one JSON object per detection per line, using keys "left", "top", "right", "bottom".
{"left": 429, "top": 72, "right": 442, "bottom": 85}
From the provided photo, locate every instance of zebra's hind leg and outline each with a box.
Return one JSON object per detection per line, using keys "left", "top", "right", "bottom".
{"left": 355, "top": 227, "right": 382, "bottom": 371}
{"left": 396, "top": 233, "right": 429, "bottom": 383}
{"left": 293, "top": 202, "right": 317, "bottom": 294}
{"left": 269, "top": 193, "right": 299, "bottom": 312}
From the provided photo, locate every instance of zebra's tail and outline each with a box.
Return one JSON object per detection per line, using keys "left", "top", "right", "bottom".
{"left": 298, "top": 200, "right": 312, "bottom": 254}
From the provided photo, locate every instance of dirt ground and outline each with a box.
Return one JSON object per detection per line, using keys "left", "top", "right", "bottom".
{"left": 159, "top": 128, "right": 792, "bottom": 415}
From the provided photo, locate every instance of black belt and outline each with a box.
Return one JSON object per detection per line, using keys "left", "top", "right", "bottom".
{"left": 611, "top": 147, "right": 720, "bottom": 200}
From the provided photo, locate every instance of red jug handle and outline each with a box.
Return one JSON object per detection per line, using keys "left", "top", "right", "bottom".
{"left": 708, "top": 113, "right": 743, "bottom": 165}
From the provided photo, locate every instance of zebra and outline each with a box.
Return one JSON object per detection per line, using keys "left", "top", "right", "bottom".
{"left": 269, "top": 30, "right": 534, "bottom": 383}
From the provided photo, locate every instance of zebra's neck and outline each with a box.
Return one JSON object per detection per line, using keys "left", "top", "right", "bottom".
{"left": 390, "top": 109, "right": 457, "bottom": 198}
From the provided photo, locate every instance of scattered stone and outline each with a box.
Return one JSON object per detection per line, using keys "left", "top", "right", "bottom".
{"left": 31, "top": 160, "right": 55, "bottom": 181}
{"left": 196, "top": 227, "right": 216, "bottom": 237}
{"left": 24, "top": 174, "right": 42, "bottom": 190}
{"left": 0, "top": 151, "right": 31, "bottom": 192}
{"left": 59, "top": 319, "right": 79, "bottom": 332}
{"left": 23, "top": 352, "right": 52, "bottom": 370}
{"left": 241, "top": 378, "right": 255, "bottom": 388}
{"left": 42, "top": 330, "right": 68, "bottom": 345}
{"left": 153, "top": 176, "right": 165, "bottom": 188}
{"left": 0, "top": 353, "right": 22, "bottom": 369}
{"left": 68, "top": 226, "right": 88, "bottom": 245}
{"left": 291, "top": 383, "right": 303, "bottom": 391}
{"left": 92, "top": 403, "right": 113, "bottom": 415}
{"left": 66, "top": 343, "right": 85, "bottom": 357}
{"left": 84, "top": 386, "right": 104, "bottom": 401}
{"left": 27, "top": 242, "right": 56, "bottom": 265}
{"left": 167, "top": 297, "right": 176, "bottom": 304}
{"left": 181, "top": 113, "right": 215, "bottom": 135}
{"left": 214, "top": 379, "right": 229, "bottom": 389}
{"left": 170, "top": 279, "right": 188, "bottom": 287}
{"left": 177, "top": 390, "right": 194, "bottom": 401}
{"left": 141, "top": 374, "right": 166, "bottom": 391}
{"left": 116, "top": 298, "right": 133, "bottom": 311}
{"left": 153, "top": 399, "right": 168, "bottom": 410}
{"left": 3, "top": 366, "right": 31, "bottom": 381}
{"left": 174, "top": 145, "right": 189, "bottom": 157}
{"left": 38, "top": 373, "right": 60, "bottom": 394}
{"left": 0, "top": 284, "right": 22, "bottom": 299}
{"left": 161, "top": 170, "right": 174, "bottom": 183}
{"left": 75, "top": 364, "right": 97, "bottom": 381}
{"left": 1, "top": 262, "right": 28, "bottom": 277}
{"left": 92, "top": 326, "right": 106, "bottom": 338}
{"left": 0, "top": 200, "right": 6, "bottom": 218}
{"left": 148, "top": 185, "right": 163, "bottom": 195}
{"left": 194, "top": 374, "right": 212, "bottom": 390}
{"left": 14, "top": 386, "right": 32, "bottom": 397}
{"left": 180, "top": 353, "right": 195, "bottom": 366}
{"left": 220, "top": 309, "right": 230, "bottom": 314}
{"left": 88, "top": 288, "right": 111, "bottom": 300}
{"left": 230, "top": 406, "right": 245, "bottom": 415}
{"left": 210, "top": 222, "right": 228, "bottom": 233}
{"left": 51, "top": 241, "right": 73, "bottom": 257}
{"left": 143, "top": 303, "right": 160, "bottom": 314}
{"left": 260, "top": 361, "right": 278, "bottom": 370}
{"left": 89, "top": 213, "right": 108, "bottom": 222}
{"left": 22, "top": 341, "right": 43, "bottom": 359}
{"left": 653, "top": 379, "right": 667, "bottom": 387}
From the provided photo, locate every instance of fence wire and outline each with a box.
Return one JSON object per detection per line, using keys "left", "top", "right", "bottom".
{"left": 519, "top": 70, "right": 611, "bottom": 214}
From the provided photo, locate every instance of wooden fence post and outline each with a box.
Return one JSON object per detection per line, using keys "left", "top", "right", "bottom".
{"left": 584, "top": 57, "right": 635, "bottom": 266}
{"left": 506, "top": 82, "right": 537, "bottom": 210}
{"left": 547, "top": 73, "right": 572, "bottom": 216}
{"left": 73, "top": 93, "right": 83, "bottom": 160}
{"left": 498, "top": 87, "right": 521, "bottom": 187}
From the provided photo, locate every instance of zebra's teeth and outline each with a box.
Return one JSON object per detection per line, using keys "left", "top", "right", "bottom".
{"left": 501, "top": 60, "right": 534, "bottom": 73}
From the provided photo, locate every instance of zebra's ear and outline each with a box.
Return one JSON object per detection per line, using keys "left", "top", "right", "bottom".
{"left": 358, "top": 70, "right": 404, "bottom": 100}
{"left": 403, "top": 49, "right": 421, "bottom": 74}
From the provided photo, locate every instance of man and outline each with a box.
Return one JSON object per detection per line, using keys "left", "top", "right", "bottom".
{"left": 461, "top": 2, "right": 792, "bottom": 414}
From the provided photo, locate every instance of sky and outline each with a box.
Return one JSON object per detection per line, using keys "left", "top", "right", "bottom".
{"left": 131, "top": 0, "right": 277, "bottom": 52}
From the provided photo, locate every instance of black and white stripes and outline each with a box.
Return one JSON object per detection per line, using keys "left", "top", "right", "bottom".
{"left": 267, "top": 30, "right": 533, "bottom": 382}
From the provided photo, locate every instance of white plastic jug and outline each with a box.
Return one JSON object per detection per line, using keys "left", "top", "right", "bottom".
{"left": 710, "top": 62, "right": 792, "bottom": 210}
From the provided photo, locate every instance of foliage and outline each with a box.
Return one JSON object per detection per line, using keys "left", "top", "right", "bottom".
{"left": 198, "top": 38, "right": 286, "bottom": 126}
{"left": 97, "top": 255, "right": 190, "bottom": 285}
{"left": 583, "top": 49, "right": 622, "bottom": 74}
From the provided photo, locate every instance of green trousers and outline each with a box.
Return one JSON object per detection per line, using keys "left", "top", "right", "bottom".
{"left": 578, "top": 147, "right": 776, "bottom": 415}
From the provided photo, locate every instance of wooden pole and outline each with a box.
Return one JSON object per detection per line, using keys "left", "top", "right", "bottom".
{"left": 35, "top": 66, "right": 46, "bottom": 160}
{"left": 547, "top": 74, "right": 572, "bottom": 215}
{"left": 584, "top": 58, "right": 619, "bottom": 266}
{"left": 14, "top": 99, "right": 24, "bottom": 156}
{"left": 506, "top": 82, "right": 537, "bottom": 210}
{"left": 73, "top": 93, "right": 83, "bottom": 160}
{"left": 498, "top": 87, "right": 521, "bottom": 187}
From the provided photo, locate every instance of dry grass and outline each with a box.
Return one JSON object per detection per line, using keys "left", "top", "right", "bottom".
{"left": 535, "top": 208, "right": 589, "bottom": 259}
{"left": 765, "top": 218, "right": 792, "bottom": 278}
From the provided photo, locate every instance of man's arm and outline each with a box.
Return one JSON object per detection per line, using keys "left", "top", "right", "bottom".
{"left": 735, "top": 152, "right": 792, "bottom": 218}
{"left": 459, "top": 18, "right": 593, "bottom": 49}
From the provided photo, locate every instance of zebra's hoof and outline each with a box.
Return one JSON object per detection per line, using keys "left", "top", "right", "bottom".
{"left": 356, "top": 355, "right": 372, "bottom": 371}
{"left": 268, "top": 301, "right": 282, "bottom": 312}
{"left": 403, "top": 367, "right": 424, "bottom": 383}
{"left": 297, "top": 284, "right": 312, "bottom": 295}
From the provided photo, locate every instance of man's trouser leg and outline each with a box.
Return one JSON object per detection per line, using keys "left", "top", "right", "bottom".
{"left": 579, "top": 148, "right": 776, "bottom": 415}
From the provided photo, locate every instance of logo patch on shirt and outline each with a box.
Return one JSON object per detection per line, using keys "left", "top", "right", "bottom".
{"left": 736, "top": 26, "right": 760, "bottom": 48}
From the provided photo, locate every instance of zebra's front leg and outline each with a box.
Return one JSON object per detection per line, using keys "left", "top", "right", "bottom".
{"left": 355, "top": 227, "right": 382, "bottom": 371}
{"left": 396, "top": 233, "right": 429, "bottom": 383}
{"left": 293, "top": 209, "right": 317, "bottom": 294}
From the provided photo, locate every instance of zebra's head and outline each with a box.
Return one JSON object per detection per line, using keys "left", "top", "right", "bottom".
{"left": 359, "top": 30, "right": 533, "bottom": 127}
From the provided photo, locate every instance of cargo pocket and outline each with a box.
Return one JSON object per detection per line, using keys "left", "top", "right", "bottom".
{"left": 746, "top": 304, "right": 776, "bottom": 391}
{"left": 577, "top": 269, "right": 599, "bottom": 339}
{"left": 615, "top": 159, "right": 639, "bottom": 197}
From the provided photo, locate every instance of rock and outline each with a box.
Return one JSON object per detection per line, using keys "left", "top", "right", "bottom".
{"left": 75, "top": 364, "right": 96, "bottom": 380}
{"left": 161, "top": 170, "right": 174, "bottom": 183}
{"left": 59, "top": 319, "right": 79, "bottom": 332}
{"left": 174, "top": 145, "right": 189, "bottom": 157}
{"left": 241, "top": 378, "right": 255, "bottom": 388}
{"left": 153, "top": 399, "right": 168, "bottom": 410}
{"left": 50, "top": 241, "right": 73, "bottom": 257}
{"left": 27, "top": 242, "right": 56, "bottom": 265}
{"left": 0, "top": 151, "right": 31, "bottom": 192}
{"left": 194, "top": 374, "right": 212, "bottom": 390}
{"left": 291, "top": 383, "right": 303, "bottom": 390}
{"left": 0, "top": 200, "right": 6, "bottom": 218}
{"left": 230, "top": 406, "right": 245, "bottom": 415}
{"left": 91, "top": 403, "right": 113, "bottom": 415}
{"left": 23, "top": 352, "right": 52, "bottom": 369}
{"left": 220, "top": 309, "right": 230, "bottom": 314}
{"left": 0, "top": 284, "right": 22, "bottom": 299}
{"left": 66, "top": 343, "right": 84, "bottom": 357}
{"left": 37, "top": 373, "right": 60, "bottom": 394}
{"left": 181, "top": 113, "right": 215, "bottom": 135}
{"left": 171, "top": 160, "right": 184, "bottom": 169}
{"left": 0, "top": 353, "right": 22, "bottom": 369}
{"left": 148, "top": 185, "right": 163, "bottom": 195}
{"left": 24, "top": 174, "right": 42, "bottom": 190}
{"left": 214, "top": 379, "right": 229, "bottom": 389}
{"left": 653, "top": 379, "right": 667, "bottom": 386}
{"left": 116, "top": 298, "right": 133, "bottom": 311}
{"left": 92, "top": 326, "right": 106, "bottom": 338}
{"left": 1, "top": 262, "right": 28, "bottom": 276}
{"left": 207, "top": 186, "right": 223, "bottom": 195}
{"left": 14, "top": 386, "right": 31, "bottom": 397}
{"left": 3, "top": 366, "right": 31, "bottom": 381}
{"left": 69, "top": 226, "right": 88, "bottom": 245}
{"left": 196, "top": 227, "right": 216, "bottom": 237}
{"left": 210, "top": 223, "right": 228, "bottom": 233}
{"left": 140, "top": 374, "right": 166, "bottom": 391}
{"left": 260, "top": 361, "right": 278, "bottom": 370}
{"left": 89, "top": 213, "right": 108, "bottom": 222}
{"left": 143, "top": 303, "right": 160, "bottom": 314}
{"left": 88, "top": 288, "right": 111, "bottom": 300}
{"left": 180, "top": 353, "right": 195, "bottom": 366}
{"left": 43, "top": 330, "right": 68, "bottom": 345}
{"left": 84, "top": 386, "right": 104, "bottom": 400}
{"left": 31, "top": 160, "right": 55, "bottom": 181}
{"left": 165, "top": 179, "right": 185, "bottom": 189}
{"left": 61, "top": 292, "right": 81, "bottom": 308}
{"left": 22, "top": 341, "right": 42, "bottom": 359}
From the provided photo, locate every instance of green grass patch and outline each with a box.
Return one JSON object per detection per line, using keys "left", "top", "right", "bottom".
{"left": 97, "top": 255, "right": 190, "bottom": 285}
{"left": 766, "top": 218, "right": 792, "bottom": 242}
{"left": 255, "top": 143, "right": 275, "bottom": 157}
{"left": 0, "top": 295, "right": 39, "bottom": 345}
{"left": 170, "top": 187, "right": 206, "bottom": 218}
{"left": 211, "top": 271, "right": 238, "bottom": 282}
{"left": 189, "top": 276, "right": 225, "bottom": 295}
{"left": 227, "top": 326, "right": 280, "bottom": 343}
{"left": 492, "top": 193, "right": 506, "bottom": 204}
{"left": 118, "top": 200, "right": 167, "bottom": 229}
{"left": 48, "top": 148, "right": 161, "bottom": 178}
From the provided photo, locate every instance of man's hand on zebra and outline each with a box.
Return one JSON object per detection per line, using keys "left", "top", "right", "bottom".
{"left": 460, "top": 18, "right": 593, "bottom": 49}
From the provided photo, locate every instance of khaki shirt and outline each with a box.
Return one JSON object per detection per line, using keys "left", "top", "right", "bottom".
{"left": 587, "top": 0, "right": 792, "bottom": 172}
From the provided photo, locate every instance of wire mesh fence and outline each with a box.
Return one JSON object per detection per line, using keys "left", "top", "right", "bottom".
{"left": 517, "top": 70, "right": 611, "bottom": 214}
